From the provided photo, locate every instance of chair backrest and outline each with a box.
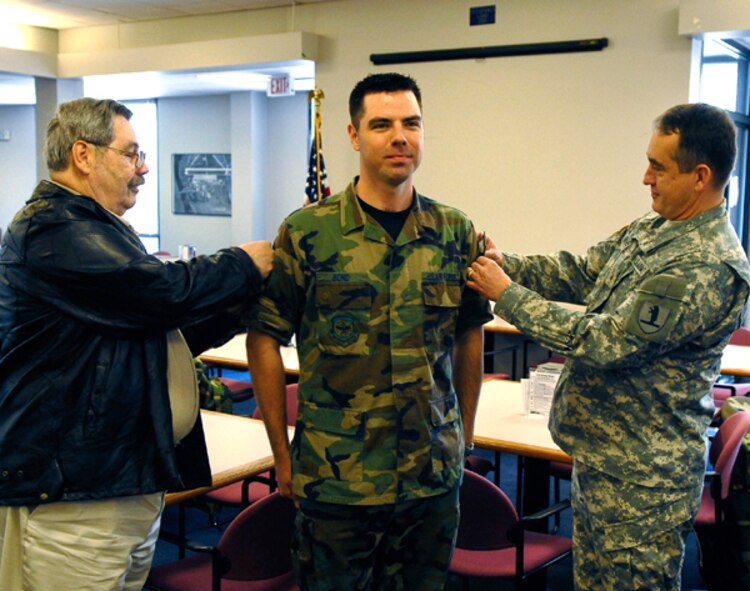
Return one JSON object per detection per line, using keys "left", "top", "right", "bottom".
{"left": 218, "top": 491, "right": 296, "bottom": 581}
{"left": 456, "top": 469, "right": 519, "bottom": 551}
{"left": 730, "top": 327, "right": 750, "bottom": 346}
{"left": 252, "top": 383, "right": 298, "bottom": 427}
{"left": 712, "top": 383, "right": 750, "bottom": 412}
{"left": 713, "top": 384, "right": 736, "bottom": 407}
{"left": 710, "top": 410, "right": 750, "bottom": 500}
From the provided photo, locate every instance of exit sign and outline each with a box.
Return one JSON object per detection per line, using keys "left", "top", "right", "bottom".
{"left": 267, "top": 74, "right": 295, "bottom": 97}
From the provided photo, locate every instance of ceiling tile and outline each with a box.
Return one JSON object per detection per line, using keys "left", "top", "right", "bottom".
{"left": 1, "top": 0, "right": 344, "bottom": 28}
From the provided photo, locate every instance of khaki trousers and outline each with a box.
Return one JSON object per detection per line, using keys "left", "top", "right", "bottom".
{"left": 0, "top": 492, "right": 164, "bottom": 591}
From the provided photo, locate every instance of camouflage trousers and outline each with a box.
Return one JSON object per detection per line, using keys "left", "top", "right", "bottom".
{"left": 292, "top": 488, "right": 459, "bottom": 591}
{"left": 571, "top": 461, "right": 701, "bottom": 591}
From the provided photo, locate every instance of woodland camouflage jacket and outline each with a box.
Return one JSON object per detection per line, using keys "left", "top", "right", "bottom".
{"left": 248, "top": 179, "right": 491, "bottom": 505}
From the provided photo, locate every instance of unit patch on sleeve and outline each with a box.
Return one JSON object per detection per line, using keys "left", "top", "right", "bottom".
{"left": 625, "top": 274, "right": 688, "bottom": 342}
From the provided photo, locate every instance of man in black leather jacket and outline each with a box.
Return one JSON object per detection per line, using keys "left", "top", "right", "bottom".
{"left": 0, "top": 98, "right": 273, "bottom": 590}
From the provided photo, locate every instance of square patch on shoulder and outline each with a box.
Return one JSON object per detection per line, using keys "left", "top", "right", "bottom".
{"left": 625, "top": 275, "right": 687, "bottom": 342}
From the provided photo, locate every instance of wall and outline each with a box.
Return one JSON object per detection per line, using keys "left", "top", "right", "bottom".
{"left": 230, "top": 92, "right": 263, "bottom": 250}
{"left": 157, "top": 91, "right": 308, "bottom": 254}
{"left": 305, "top": 0, "right": 693, "bottom": 254}
{"left": 0, "top": 91, "right": 307, "bottom": 252}
{"left": 680, "top": 0, "right": 750, "bottom": 37}
{"left": 0, "top": 23, "right": 57, "bottom": 77}
{"left": 54, "top": 0, "right": 693, "bottom": 255}
{"left": 0, "top": 105, "right": 36, "bottom": 232}
{"left": 2, "top": 0, "right": 701, "bottom": 254}
{"left": 158, "top": 95, "right": 232, "bottom": 256}
{"left": 263, "top": 92, "right": 309, "bottom": 240}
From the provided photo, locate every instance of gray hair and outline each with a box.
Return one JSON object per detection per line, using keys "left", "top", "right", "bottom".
{"left": 45, "top": 98, "right": 133, "bottom": 171}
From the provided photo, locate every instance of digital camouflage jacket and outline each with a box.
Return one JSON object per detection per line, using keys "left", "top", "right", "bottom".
{"left": 496, "top": 206, "right": 750, "bottom": 493}
{"left": 248, "top": 180, "right": 491, "bottom": 505}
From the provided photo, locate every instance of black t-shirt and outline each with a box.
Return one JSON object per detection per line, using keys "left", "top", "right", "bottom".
{"left": 357, "top": 196, "right": 412, "bottom": 241}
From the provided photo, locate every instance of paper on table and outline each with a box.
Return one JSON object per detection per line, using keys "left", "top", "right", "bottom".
{"left": 529, "top": 362, "right": 563, "bottom": 416}
{"left": 520, "top": 378, "right": 531, "bottom": 415}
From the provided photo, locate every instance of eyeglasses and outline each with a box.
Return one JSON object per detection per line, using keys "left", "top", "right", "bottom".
{"left": 100, "top": 145, "right": 147, "bottom": 168}
{"left": 85, "top": 141, "right": 146, "bottom": 168}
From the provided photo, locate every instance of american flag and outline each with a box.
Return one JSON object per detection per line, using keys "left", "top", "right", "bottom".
{"left": 304, "top": 135, "right": 330, "bottom": 204}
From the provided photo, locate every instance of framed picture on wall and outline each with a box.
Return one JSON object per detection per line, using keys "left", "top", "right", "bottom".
{"left": 172, "top": 153, "right": 232, "bottom": 216}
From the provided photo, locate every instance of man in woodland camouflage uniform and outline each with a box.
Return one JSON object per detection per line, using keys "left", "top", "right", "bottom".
{"left": 468, "top": 103, "right": 750, "bottom": 590}
{"left": 245, "top": 73, "right": 491, "bottom": 590}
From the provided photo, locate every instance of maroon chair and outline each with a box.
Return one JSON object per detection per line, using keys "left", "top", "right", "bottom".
{"left": 712, "top": 383, "right": 750, "bottom": 415}
{"left": 730, "top": 328, "right": 750, "bottom": 346}
{"left": 145, "top": 492, "right": 299, "bottom": 591}
{"left": 693, "top": 410, "right": 750, "bottom": 589}
{"left": 549, "top": 460, "right": 573, "bottom": 534}
{"left": 176, "top": 384, "right": 298, "bottom": 541}
{"left": 450, "top": 470, "right": 572, "bottom": 590}
{"left": 465, "top": 453, "right": 499, "bottom": 484}
{"left": 204, "top": 384, "right": 299, "bottom": 514}
{"left": 710, "top": 327, "right": 750, "bottom": 421}
{"left": 696, "top": 410, "right": 750, "bottom": 528}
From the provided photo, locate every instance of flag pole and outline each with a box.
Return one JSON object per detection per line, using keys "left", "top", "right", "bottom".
{"left": 308, "top": 88, "right": 325, "bottom": 203}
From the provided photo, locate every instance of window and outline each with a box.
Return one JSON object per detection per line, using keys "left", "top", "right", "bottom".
{"left": 121, "top": 100, "right": 160, "bottom": 253}
{"left": 698, "top": 38, "right": 750, "bottom": 252}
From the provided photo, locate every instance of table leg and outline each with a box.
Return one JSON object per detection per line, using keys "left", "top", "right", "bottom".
{"left": 522, "top": 457, "right": 551, "bottom": 518}
{"left": 484, "top": 332, "right": 496, "bottom": 373}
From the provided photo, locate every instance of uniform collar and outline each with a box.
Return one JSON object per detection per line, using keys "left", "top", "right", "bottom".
{"left": 634, "top": 205, "right": 727, "bottom": 253}
{"left": 339, "top": 177, "right": 439, "bottom": 245}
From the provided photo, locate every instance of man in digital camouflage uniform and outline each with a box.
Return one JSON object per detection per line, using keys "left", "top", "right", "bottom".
{"left": 468, "top": 102, "right": 750, "bottom": 590}
{"left": 245, "top": 73, "right": 491, "bottom": 590}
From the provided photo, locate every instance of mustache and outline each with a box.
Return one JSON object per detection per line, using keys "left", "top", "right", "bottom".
{"left": 129, "top": 177, "right": 145, "bottom": 188}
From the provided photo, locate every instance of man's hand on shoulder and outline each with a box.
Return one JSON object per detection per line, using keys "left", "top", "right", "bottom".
{"left": 239, "top": 241, "right": 273, "bottom": 279}
{"left": 468, "top": 255, "right": 512, "bottom": 301}
{"left": 481, "top": 232, "right": 503, "bottom": 266}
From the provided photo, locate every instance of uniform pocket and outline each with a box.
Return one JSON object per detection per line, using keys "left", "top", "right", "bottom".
{"left": 298, "top": 403, "right": 365, "bottom": 482}
{"left": 430, "top": 394, "right": 461, "bottom": 475}
{"left": 315, "top": 276, "right": 372, "bottom": 356}
{"left": 422, "top": 273, "right": 461, "bottom": 351}
{"left": 430, "top": 393, "right": 460, "bottom": 427}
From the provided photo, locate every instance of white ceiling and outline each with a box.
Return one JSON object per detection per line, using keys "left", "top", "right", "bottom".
{"left": 0, "top": 0, "right": 333, "bottom": 29}
{"left": 0, "top": 0, "right": 334, "bottom": 103}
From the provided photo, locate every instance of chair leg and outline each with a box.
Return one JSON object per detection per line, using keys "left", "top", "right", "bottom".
{"left": 209, "top": 503, "right": 222, "bottom": 528}
{"left": 550, "top": 475, "right": 561, "bottom": 534}
{"left": 516, "top": 455, "right": 525, "bottom": 516}
{"left": 178, "top": 502, "right": 186, "bottom": 560}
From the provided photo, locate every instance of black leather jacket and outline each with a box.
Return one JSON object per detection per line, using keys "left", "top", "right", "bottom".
{"left": 0, "top": 181, "right": 264, "bottom": 506}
